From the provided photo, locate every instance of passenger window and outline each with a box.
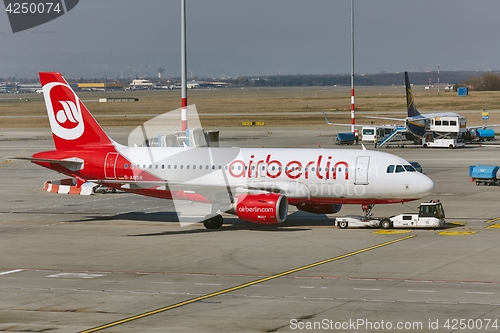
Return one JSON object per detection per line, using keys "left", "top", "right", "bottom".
{"left": 435, "top": 120, "right": 442, "bottom": 126}
{"left": 124, "top": 164, "right": 128, "bottom": 169}
{"left": 442, "top": 120, "right": 449, "bottom": 126}
{"left": 180, "top": 165, "right": 183, "bottom": 169}
{"left": 386, "top": 165, "right": 395, "bottom": 173}
{"left": 450, "top": 121, "right": 457, "bottom": 126}
{"left": 186, "top": 165, "right": 190, "bottom": 169}
{"left": 395, "top": 165, "right": 405, "bottom": 173}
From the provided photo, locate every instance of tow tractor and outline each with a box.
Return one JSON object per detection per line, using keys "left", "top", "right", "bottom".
{"left": 336, "top": 201, "right": 445, "bottom": 229}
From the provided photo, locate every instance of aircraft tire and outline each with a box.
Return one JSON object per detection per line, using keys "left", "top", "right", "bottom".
{"left": 380, "top": 218, "right": 393, "bottom": 229}
{"left": 203, "top": 215, "right": 224, "bottom": 229}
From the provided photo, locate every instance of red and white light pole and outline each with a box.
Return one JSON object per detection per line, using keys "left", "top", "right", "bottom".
{"left": 350, "top": 0, "right": 355, "bottom": 133}
{"left": 181, "top": 0, "right": 188, "bottom": 132}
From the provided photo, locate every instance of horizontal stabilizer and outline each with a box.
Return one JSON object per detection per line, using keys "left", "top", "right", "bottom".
{"left": 9, "top": 156, "right": 83, "bottom": 166}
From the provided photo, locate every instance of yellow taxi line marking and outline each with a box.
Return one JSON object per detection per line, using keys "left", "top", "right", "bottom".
{"left": 80, "top": 234, "right": 415, "bottom": 333}
{"left": 372, "top": 230, "right": 412, "bottom": 235}
{"left": 486, "top": 217, "right": 500, "bottom": 223}
{"left": 437, "top": 231, "right": 477, "bottom": 236}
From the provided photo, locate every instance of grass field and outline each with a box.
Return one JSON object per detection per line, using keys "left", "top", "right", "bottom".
{"left": 1, "top": 85, "right": 500, "bottom": 128}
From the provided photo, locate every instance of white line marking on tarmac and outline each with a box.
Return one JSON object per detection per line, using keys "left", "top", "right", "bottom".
{"left": 408, "top": 289, "right": 436, "bottom": 293}
{"left": 465, "top": 291, "right": 494, "bottom": 295}
{"left": 195, "top": 283, "right": 221, "bottom": 286}
{"left": 353, "top": 288, "right": 381, "bottom": 291}
{"left": 0, "top": 269, "right": 23, "bottom": 276}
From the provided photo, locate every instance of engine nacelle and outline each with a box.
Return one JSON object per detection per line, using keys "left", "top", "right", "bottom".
{"left": 235, "top": 193, "right": 288, "bottom": 224}
{"left": 462, "top": 129, "right": 477, "bottom": 141}
{"left": 296, "top": 203, "right": 342, "bottom": 214}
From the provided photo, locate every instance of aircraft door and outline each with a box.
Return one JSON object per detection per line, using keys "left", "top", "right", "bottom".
{"left": 105, "top": 152, "right": 119, "bottom": 179}
{"left": 355, "top": 156, "right": 370, "bottom": 185}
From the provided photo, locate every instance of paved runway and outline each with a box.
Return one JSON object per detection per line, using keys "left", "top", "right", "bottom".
{"left": 1, "top": 126, "right": 500, "bottom": 332}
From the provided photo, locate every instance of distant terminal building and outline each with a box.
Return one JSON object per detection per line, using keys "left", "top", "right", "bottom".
{"left": 78, "top": 82, "right": 124, "bottom": 91}
{"left": 129, "top": 79, "right": 153, "bottom": 90}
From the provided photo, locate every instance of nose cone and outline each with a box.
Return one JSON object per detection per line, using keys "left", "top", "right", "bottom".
{"left": 418, "top": 174, "right": 435, "bottom": 197}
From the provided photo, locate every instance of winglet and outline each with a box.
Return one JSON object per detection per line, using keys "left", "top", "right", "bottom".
{"left": 405, "top": 72, "right": 421, "bottom": 118}
{"left": 322, "top": 110, "right": 332, "bottom": 125}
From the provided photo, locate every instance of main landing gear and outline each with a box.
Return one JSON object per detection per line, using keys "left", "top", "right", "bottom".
{"left": 203, "top": 215, "right": 224, "bottom": 229}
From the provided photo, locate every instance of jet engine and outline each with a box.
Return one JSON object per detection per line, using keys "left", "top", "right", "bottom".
{"left": 462, "top": 129, "right": 477, "bottom": 141}
{"left": 235, "top": 193, "right": 288, "bottom": 224}
{"left": 295, "top": 203, "right": 342, "bottom": 214}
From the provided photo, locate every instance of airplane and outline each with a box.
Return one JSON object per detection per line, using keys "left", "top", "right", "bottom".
{"left": 323, "top": 72, "right": 470, "bottom": 142}
{"left": 14, "top": 72, "right": 435, "bottom": 229}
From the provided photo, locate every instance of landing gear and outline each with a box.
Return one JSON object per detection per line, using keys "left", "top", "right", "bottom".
{"left": 203, "top": 215, "right": 224, "bottom": 229}
{"left": 361, "top": 204, "right": 374, "bottom": 218}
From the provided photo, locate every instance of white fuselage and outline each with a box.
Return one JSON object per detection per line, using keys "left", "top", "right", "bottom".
{"left": 115, "top": 146, "right": 434, "bottom": 204}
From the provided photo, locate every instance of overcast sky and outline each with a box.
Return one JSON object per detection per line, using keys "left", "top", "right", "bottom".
{"left": 2, "top": 0, "right": 500, "bottom": 79}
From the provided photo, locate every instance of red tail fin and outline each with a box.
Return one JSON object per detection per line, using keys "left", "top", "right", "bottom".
{"left": 39, "top": 72, "right": 114, "bottom": 150}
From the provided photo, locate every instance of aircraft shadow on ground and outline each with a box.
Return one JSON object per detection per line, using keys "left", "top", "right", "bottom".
{"left": 68, "top": 211, "right": 318, "bottom": 236}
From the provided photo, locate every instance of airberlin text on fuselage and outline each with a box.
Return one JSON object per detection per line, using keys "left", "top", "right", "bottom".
{"left": 228, "top": 154, "right": 349, "bottom": 180}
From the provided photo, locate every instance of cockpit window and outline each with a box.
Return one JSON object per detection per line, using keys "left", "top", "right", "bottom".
{"left": 404, "top": 165, "right": 416, "bottom": 172}
{"left": 388, "top": 164, "right": 417, "bottom": 173}
{"left": 395, "top": 165, "right": 405, "bottom": 173}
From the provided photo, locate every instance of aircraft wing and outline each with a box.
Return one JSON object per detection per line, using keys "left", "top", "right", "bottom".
{"left": 323, "top": 110, "right": 406, "bottom": 125}
{"left": 322, "top": 110, "right": 365, "bottom": 127}
{"left": 363, "top": 116, "right": 406, "bottom": 122}
{"left": 467, "top": 124, "right": 500, "bottom": 129}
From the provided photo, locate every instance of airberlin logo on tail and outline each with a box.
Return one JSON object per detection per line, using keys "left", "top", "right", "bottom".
{"left": 4, "top": 0, "right": 79, "bottom": 33}
{"left": 43, "top": 81, "right": 84, "bottom": 140}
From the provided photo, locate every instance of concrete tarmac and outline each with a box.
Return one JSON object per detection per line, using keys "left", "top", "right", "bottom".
{"left": 1, "top": 126, "right": 500, "bottom": 332}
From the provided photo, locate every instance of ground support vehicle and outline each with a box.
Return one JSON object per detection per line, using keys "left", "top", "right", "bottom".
{"left": 380, "top": 201, "right": 445, "bottom": 229}
{"left": 476, "top": 128, "right": 496, "bottom": 141}
{"left": 93, "top": 185, "right": 118, "bottom": 194}
{"left": 335, "top": 215, "right": 380, "bottom": 229}
{"left": 469, "top": 165, "right": 500, "bottom": 186}
{"left": 335, "top": 132, "right": 355, "bottom": 145}
{"left": 422, "top": 137, "right": 465, "bottom": 148}
{"left": 336, "top": 201, "right": 445, "bottom": 229}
